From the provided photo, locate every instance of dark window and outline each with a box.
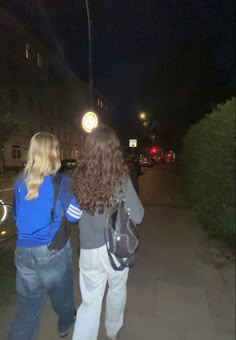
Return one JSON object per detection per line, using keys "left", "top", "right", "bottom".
{"left": 39, "top": 125, "right": 44, "bottom": 132}
{"left": 48, "top": 65, "right": 52, "bottom": 80}
{"left": 27, "top": 72, "right": 32, "bottom": 84}
{"left": 10, "top": 88, "right": 19, "bottom": 104}
{"left": 28, "top": 97, "right": 33, "bottom": 110}
{"left": 29, "top": 126, "right": 34, "bottom": 137}
{"left": 8, "top": 59, "right": 17, "bottom": 76}
{"left": 11, "top": 145, "right": 21, "bottom": 159}
{"left": 50, "top": 127, "right": 54, "bottom": 134}
{"left": 37, "top": 81, "right": 43, "bottom": 93}
{"left": 38, "top": 101, "right": 43, "bottom": 115}
{"left": 50, "top": 103, "right": 54, "bottom": 116}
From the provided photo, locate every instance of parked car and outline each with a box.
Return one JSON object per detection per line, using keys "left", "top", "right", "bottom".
{"left": 60, "top": 158, "right": 78, "bottom": 172}
{"left": 0, "top": 200, "right": 16, "bottom": 241}
{"left": 164, "top": 150, "right": 175, "bottom": 164}
{"left": 125, "top": 154, "right": 140, "bottom": 194}
{"left": 140, "top": 154, "right": 153, "bottom": 167}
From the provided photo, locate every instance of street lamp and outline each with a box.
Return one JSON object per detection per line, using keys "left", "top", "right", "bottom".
{"left": 81, "top": 0, "right": 99, "bottom": 133}
{"left": 85, "top": 0, "right": 93, "bottom": 107}
{"left": 82, "top": 111, "right": 98, "bottom": 133}
{"left": 139, "top": 111, "right": 147, "bottom": 121}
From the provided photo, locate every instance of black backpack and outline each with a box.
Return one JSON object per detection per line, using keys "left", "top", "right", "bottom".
{"left": 47, "top": 173, "right": 71, "bottom": 251}
{"left": 104, "top": 197, "right": 140, "bottom": 271}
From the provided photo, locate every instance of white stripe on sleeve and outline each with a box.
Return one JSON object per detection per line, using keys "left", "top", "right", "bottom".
{"left": 67, "top": 207, "right": 82, "bottom": 218}
{"left": 68, "top": 204, "right": 82, "bottom": 214}
{"left": 67, "top": 209, "right": 82, "bottom": 219}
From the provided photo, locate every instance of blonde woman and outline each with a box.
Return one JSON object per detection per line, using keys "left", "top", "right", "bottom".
{"left": 7, "top": 132, "right": 82, "bottom": 340}
{"left": 72, "top": 125, "right": 144, "bottom": 340}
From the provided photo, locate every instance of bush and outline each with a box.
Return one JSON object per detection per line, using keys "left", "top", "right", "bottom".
{"left": 181, "top": 98, "right": 235, "bottom": 247}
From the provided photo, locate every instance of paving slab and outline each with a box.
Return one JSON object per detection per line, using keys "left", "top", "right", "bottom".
{"left": 155, "top": 280, "right": 212, "bottom": 326}
{"left": 120, "top": 312, "right": 186, "bottom": 340}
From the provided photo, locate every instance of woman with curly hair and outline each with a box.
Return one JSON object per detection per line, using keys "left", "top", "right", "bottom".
{"left": 72, "top": 125, "right": 144, "bottom": 340}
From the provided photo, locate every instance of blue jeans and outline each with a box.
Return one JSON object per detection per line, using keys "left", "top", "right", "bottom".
{"left": 7, "top": 240, "right": 75, "bottom": 340}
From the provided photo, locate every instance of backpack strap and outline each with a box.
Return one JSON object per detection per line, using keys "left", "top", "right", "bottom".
{"left": 104, "top": 227, "right": 134, "bottom": 271}
{"left": 50, "top": 173, "right": 62, "bottom": 231}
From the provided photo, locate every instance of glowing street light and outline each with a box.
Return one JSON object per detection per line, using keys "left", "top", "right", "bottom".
{"left": 139, "top": 111, "right": 147, "bottom": 121}
{"left": 82, "top": 111, "right": 98, "bottom": 133}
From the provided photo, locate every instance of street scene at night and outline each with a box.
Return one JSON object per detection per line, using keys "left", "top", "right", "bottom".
{"left": 0, "top": 1, "right": 235, "bottom": 340}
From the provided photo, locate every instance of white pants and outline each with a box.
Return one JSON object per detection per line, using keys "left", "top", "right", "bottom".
{"left": 72, "top": 245, "right": 129, "bottom": 340}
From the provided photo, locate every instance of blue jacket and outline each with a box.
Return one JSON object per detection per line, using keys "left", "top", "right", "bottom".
{"left": 13, "top": 174, "right": 82, "bottom": 247}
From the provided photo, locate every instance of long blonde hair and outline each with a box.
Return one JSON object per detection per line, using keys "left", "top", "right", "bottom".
{"left": 24, "top": 132, "right": 61, "bottom": 200}
{"left": 72, "top": 125, "right": 128, "bottom": 214}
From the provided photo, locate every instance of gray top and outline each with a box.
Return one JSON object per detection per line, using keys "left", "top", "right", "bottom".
{"left": 78, "top": 176, "right": 144, "bottom": 249}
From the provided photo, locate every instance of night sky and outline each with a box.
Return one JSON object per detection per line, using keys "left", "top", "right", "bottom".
{"left": 2, "top": 0, "right": 236, "bottom": 146}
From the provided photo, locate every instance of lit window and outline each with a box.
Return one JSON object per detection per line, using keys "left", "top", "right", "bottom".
{"left": 25, "top": 44, "right": 32, "bottom": 60}
{"left": 36, "top": 53, "right": 43, "bottom": 68}
{"left": 11, "top": 145, "right": 21, "bottom": 159}
{"left": 101, "top": 100, "right": 103, "bottom": 108}
{"left": 97, "top": 98, "right": 100, "bottom": 107}
{"left": 9, "top": 88, "right": 19, "bottom": 104}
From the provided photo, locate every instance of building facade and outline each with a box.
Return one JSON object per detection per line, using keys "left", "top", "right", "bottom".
{"left": 0, "top": 8, "right": 110, "bottom": 169}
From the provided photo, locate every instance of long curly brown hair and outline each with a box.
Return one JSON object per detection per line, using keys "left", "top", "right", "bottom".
{"left": 72, "top": 124, "right": 128, "bottom": 214}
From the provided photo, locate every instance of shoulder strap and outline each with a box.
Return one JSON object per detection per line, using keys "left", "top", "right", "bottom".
{"left": 104, "top": 228, "right": 128, "bottom": 271}
{"left": 50, "top": 173, "right": 62, "bottom": 225}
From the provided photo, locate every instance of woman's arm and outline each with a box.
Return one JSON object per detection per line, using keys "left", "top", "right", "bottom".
{"left": 59, "top": 175, "right": 82, "bottom": 223}
{"left": 124, "top": 176, "right": 144, "bottom": 224}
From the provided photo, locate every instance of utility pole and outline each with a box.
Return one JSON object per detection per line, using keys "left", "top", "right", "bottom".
{"left": 85, "top": 0, "right": 93, "bottom": 108}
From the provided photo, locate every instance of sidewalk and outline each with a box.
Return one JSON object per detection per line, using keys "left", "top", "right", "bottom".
{"left": 0, "top": 166, "right": 235, "bottom": 340}
{"left": 38, "top": 167, "right": 236, "bottom": 340}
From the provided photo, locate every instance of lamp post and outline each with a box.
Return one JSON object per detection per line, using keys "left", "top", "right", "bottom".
{"left": 81, "top": 0, "right": 98, "bottom": 133}
{"left": 85, "top": 0, "right": 93, "bottom": 107}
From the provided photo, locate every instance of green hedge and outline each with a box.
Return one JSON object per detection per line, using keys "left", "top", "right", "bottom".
{"left": 181, "top": 98, "right": 235, "bottom": 247}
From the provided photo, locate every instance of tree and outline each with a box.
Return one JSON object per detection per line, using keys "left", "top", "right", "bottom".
{"left": 0, "top": 111, "right": 18, "bottom": 173}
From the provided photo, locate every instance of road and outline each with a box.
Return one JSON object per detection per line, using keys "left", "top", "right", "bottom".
{"left": 0, "top": 165, "right": 235, "bottom": 340}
